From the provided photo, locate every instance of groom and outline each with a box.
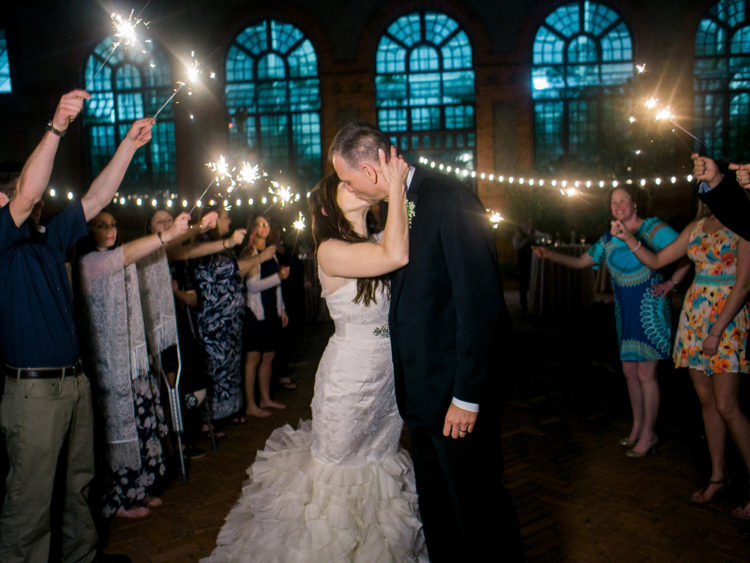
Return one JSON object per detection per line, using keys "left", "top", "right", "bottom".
{"left": 331, "top": 122, "right": 522, "bottom": 561}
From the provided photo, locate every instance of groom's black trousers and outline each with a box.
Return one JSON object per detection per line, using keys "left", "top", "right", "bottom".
{"left": 405, "top": 413, "right": 523, "bottom": 562}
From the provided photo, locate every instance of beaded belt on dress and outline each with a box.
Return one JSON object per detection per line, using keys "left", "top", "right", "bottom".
{"left": 334, "top": 323, "right": 390, "bottom": 340}
{"left": 693, "top": 273, "right": 736, "bottom": 286}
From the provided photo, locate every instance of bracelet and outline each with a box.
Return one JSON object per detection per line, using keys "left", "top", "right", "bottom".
{"left": 157, "top": 231, "right": 166, "bottom": 246}
{"left": 630, "top": 241, "right": 642, "bottom": 252}
{"left": 46, "top": 121, "right": 67, "bottom": 137}
{"left": 222, "top": 238, "right": 228, "bottom": 249}
{"left": 668, "top": 279, "right": 676, "bottom": 287}
{"left": 708, "top": 332, "right": 721, "bottom": 338}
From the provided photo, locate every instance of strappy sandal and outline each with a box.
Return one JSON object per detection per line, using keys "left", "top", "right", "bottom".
{"left": 691, "top": 477, "right": 730, "bottom": 504}
{"left": 731, "top": 501, "right": 750, "bottom": 520}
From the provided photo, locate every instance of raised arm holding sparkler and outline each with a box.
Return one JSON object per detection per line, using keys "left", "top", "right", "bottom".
{"left": 9, "top": 90, "right": 89, "bottom": 227}
{"left": 81, "top": 117, "right": 155, "bottom": 221}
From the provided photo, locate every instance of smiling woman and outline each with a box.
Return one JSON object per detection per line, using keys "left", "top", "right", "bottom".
{"left": 533, "top": 184, "right": 688, "bottom": 457}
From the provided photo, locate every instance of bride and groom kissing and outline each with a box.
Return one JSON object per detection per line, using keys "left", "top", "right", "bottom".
{"left": 208, "top": 122, "right": 522, "bottom": 562}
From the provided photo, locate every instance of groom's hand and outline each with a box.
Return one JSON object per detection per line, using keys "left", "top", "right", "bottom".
{"left": 443, "top": 404, "right": 477, "bottom": 439}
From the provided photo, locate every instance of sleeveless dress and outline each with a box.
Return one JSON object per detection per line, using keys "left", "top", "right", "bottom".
{"left": 588, "top": 217, "right": 679, "bottom": 361}
{"left": 207, "top": 278, "right": 428, "bottom": 562}
{"left": 673, "top": 219, "right": 750, "bottom": 375}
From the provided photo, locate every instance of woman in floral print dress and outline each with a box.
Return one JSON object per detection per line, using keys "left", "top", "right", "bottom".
{"left": 612, "top": 198, "right": 750, "bottom": 520}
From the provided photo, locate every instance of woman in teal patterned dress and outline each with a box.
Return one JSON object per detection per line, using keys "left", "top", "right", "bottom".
{"left": 534, "top": 186, "right": 690, "bottom": 456}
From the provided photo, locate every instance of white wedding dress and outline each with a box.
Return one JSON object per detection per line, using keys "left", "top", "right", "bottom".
{"left": 207, "top": 278, "right": 427, "bottom": 562}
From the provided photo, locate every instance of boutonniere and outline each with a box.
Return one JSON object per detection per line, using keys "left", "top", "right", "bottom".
{"left": 405, "top": 200, "right": 416, "bottom": 228}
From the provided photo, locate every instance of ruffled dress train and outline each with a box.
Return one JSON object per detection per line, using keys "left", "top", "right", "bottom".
{"left": 207, "top": 280, "right": 427, "bottom": 562}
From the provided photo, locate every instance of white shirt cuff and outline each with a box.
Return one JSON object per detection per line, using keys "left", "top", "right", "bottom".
{"left": 452, "top": 397, "right": 479, "bottom": 413}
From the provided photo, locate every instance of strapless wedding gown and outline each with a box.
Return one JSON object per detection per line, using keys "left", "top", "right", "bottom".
{"left": 207, "top": 279, "right": 427, "bottom": 562}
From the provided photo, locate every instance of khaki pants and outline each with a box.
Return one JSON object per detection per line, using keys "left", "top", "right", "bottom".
{"left": 0, "top": 374, "right": 97, "bottom": 563}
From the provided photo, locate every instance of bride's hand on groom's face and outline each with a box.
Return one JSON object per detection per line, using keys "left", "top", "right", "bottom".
{"left": 378, "top": 146, "right": 409, "bottom": 195}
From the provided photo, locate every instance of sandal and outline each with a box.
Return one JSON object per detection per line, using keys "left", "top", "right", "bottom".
{"left": 200, "top": 424, "right": 227, "bottom": 440}
{"left": 691, "top": 477, "right": 730, "bottom": 504}
{"left": 279, "top": 377, "right": 297, "bottom": 390}
{"left": 115, "top": 506, "right": 151, "bottom": 519}
{"left": 143, "top": 496, "right": 163, "bottom": 509}
{"left": 731, "top": 501, "right": 750, "bottom": 520}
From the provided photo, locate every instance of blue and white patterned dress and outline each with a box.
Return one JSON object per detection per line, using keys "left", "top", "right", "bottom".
{"left": 588, "top": 217, "right": 679, "bottom": 361}
{"left": 194, "top": 253, "right": 245, "bottom": 420}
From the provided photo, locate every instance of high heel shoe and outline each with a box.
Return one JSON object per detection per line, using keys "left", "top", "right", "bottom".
{"left": 691, "top": 477, "right": 730, "bottom": 504}
{"left": 625, "top": 435, "right": 658, "bottom": 458}
{"left": 619, "top": 437, "right": 637, "bottom": 448}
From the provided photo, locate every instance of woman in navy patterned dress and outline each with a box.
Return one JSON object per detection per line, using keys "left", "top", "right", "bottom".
{"left": 194, "top": 208, "right": 277, "bottom": 422}
{"left": 534, "top": 186, "right": 690, "bottom": 456}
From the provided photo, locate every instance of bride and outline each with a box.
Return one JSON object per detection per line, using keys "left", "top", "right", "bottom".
{"left": 207, "top": 146, "right": 428, "bottom": 562}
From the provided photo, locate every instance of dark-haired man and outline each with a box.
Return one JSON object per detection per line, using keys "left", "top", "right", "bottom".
{"left": 0, "top": 89, "right": 154, "bottom": 562}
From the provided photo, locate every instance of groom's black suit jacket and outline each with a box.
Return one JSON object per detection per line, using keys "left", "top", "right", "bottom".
{"left": 389, "top": 165, "right": 512, "bottom": 433}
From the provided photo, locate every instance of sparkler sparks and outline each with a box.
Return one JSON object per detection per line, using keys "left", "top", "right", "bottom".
{"left": 237, "top": 162, "right": 260, "bottom": 185}
{"left": 268, "top": 182, "right": 294, "bottom": 207}
{"left": 152, "top": 51, "right": 202, "bottom": 118}
{"left": 487, "top": 210, "right": 504, "bottom": 229}
{"left": 292, "top": 212, "right": 307, "bottom": 232}
{"left": 635, "top": 63, "right": 647, "bottom": 74}
{"left": 87, "top": 9, "right": 150, "bottom": 89}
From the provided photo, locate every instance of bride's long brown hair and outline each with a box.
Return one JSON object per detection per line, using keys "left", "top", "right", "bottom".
{"left": 309, "top": 172, "right": 388, "bottom": 305}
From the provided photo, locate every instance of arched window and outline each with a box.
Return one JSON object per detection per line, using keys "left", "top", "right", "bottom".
{"left": 83, "top": 38, "right": 176, "bottom": 194}
{"left": 531, "top": 1, "right": 633, "bottom": 172}
{"left": 695, "top": 0, "right": 750, "bottom": 161}
{"left": 225, "top": 20, "right": 321, "bottom": 187}
{"left": 375, "top": 11, "right": 476, "bottom": 169}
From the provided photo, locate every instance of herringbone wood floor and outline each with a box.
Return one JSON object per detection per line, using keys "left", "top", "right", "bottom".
{"left": 103, "top": 301, "right": 750, "bottom": 562}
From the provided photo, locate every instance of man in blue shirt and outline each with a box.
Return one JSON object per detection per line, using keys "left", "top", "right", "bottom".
{"left": 0, "top": 89, "right": 155, "bottom": 563}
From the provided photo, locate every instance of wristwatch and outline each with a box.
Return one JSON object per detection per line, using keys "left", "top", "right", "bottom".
{"left": 46, "top": 121, "right": 67, "bottom": 137}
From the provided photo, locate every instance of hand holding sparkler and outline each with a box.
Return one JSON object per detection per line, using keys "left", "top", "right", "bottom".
{"left": 728, "top": 162, "right": 750, "bottom": 189}
{"left": 123, "top": 118, "right": 156, "bottom": 149}
{"left": 50, "top": 90, "right": 91, "bottom": 133}
{"left": 692, "top": 154, "right": 723, "bottom": 188}
{"left": 226, "top": 228, "right": 248, "bottom": 248}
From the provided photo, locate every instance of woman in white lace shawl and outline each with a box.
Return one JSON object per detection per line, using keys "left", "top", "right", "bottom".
{"left": 77, "top": 209, "right": 190, "bottom": 519}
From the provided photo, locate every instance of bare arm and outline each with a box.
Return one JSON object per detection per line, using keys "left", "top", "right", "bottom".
{"left": 9, "top": 90, "right": 90, "bottom": 227}
{"left": 122, "top": 213, "right": 189, "bottom": 266}
{"left": 81, "top": 118, "right": 155, "bottom": 221}
{"left": 318, "top": 146, "right": 409, "bottom": 278}
{"left": 169, "top": 229, "right": 247, "bottom": 261}
{"left": 532, "top": 246, "right": 596, "bottom": 269}
{"left": 611, "top": 219, "right": 693, "bottom": 270}
{"left": 703, "top": 238, "right": 750, "bottom": 355}
{"left": 237, "top": 245, "right": 276, "bottom": 277}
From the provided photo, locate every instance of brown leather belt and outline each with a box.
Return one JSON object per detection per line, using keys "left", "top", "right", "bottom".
{"left": 4, "top": 362, "right": 83, "bottom": 380}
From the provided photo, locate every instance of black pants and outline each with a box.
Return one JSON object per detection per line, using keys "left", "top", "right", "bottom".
{"left": 405, "top": 413, "right": 523, "bottom": 562}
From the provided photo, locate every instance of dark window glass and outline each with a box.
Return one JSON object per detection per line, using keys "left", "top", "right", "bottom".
{"left": 375, "top": 10, "right": 476, "bottom": 169}
{"left": 695, "top": 0, "right": 750, "bottom": 161}
{"left": 83, "top": 37, "right": 176, "bottom": 194}
{"left": 225, "top": 20, "right": 322, "bottom": 187}
{"left": 0, "top": 30, "right": 12, "bottom": 92}
{"left": 531, "top": 1, "right": 633, "bottom": 172}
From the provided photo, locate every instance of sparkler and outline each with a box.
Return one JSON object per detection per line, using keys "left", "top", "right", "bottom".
{"left": 237, "top": 162, "right": 260, "bottom": 185}
{"left": 268, "top": 182, "right": 294, "bottom": 208}
{"left": 645, "top": 98, "right": 711, "bottom": 152}
{"left": 487, "top": 210, "right": 504, "bottom": 229}
{"left": 87, "top": 10, "right": 149, "bottom": 89}
{"left": 188, "top": 155, "right": 236, "bottom": 215}
{"left": 292, "top": 212, "right": 306, "bottom": 232}
{"left": 152, "top": 52, "right": 201, "bottom": 119}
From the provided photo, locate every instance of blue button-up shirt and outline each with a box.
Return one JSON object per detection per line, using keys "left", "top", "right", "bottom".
{"left": 0, "top": 201, "right": 88, "bottom": 367}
